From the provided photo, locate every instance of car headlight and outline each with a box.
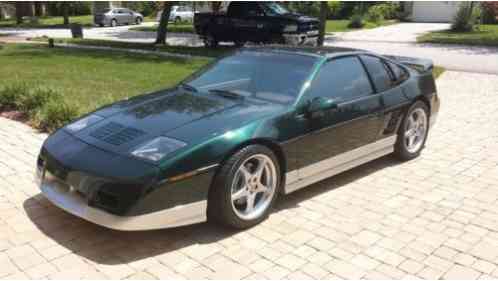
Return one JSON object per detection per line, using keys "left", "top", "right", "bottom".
{"left": 66, "top": 114, "right": 103, "bottom": 132}
{"left": 283, "top": 24, "right": 298, "bottom": 32}
{"left": 131, "top": 137, "right": 187, "bottom": 162}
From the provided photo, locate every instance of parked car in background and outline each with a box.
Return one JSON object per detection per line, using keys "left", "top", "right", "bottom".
{"left": 156, "top": 5, "right": 194, "bottom": 23}
{"left": 194, "top": 2, "right": 319, "bottom": 47}
{"left": 36, "top": 46, "right": 439, "bottom": 231}
{"left": 94, "top": 8, "right": 143, "bottom": 27}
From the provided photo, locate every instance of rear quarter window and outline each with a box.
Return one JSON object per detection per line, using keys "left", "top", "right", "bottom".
{"left": 360, "top": 55, "right": 392, "bottom": 93}
{"left": 387, "top": 61, "right": 409, "bottom": 85}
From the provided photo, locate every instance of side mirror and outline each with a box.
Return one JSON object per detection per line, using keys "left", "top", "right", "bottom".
{"left": 308, "top": 97, "right": 338, "bottom": 114}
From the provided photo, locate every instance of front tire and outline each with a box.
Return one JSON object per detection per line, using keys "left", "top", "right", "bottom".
{"left": 208, "top": 145, "right": 281, "bottom": 229}
{"left": 394, "top": 101, "right": 430, "bottom": 161}
{"left": 135, "top": 17, "right": 142, "bottom": 25}
{"left": 110, "top": 19, "right": 117, "bottom": 27}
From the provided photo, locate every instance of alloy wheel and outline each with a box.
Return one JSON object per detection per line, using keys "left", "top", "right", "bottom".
{"left": 230, "top": 154, "right": 277, "bottom": 221}
{"left": 404, "top": 108, "right": 428, "bottom": 153}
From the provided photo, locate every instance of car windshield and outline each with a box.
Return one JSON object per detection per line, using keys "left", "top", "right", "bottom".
{"left": 262, "top": 3, "right": 290, "bottom": 16}
{"left": 184, "top": 51, "right": 318, "bottom": 104}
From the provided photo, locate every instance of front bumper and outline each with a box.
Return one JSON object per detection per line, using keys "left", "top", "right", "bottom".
{"left": 38, "top": 173, "right": 206, "bottom": 231}
{"left": 283, "top": 31, "right": 319, "bottom": 46}
{"left": 36, "top": 130, "right": 213, "bottom": 231}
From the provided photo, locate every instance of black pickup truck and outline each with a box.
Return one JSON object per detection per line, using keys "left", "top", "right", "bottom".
{"left": 194, "top": 2, "right": 320, "bottom": 47}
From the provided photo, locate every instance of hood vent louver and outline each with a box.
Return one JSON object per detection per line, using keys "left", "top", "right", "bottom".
{"left": 89, "top": 122, "right": 145, "bottom": 146}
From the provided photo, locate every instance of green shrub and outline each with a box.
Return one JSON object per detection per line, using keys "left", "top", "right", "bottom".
{"left": 0, "top": 82, "right": 29, "bottom": 110}
{"left": 365, "top": 5, "right": 384, "bottom": 23}
{"left": 374, "top": 3, "right": 401, "bottom": 20}
{"left": 20, "top": 87, "right": 60, "bottom": 116}
{"left": 328, "top": 1, "right": 341, "bottom": 19}
{"left": 348, "top": 8, "right": 364, "bottom": 29}
{"left": 37, "top": 100, "right": 79, "bottom": 132}
{"left": 0, "top": 82, "right": 77, "bottom": 132}
{"left": 452, "top": 3, "right": 477, "bottom": 32}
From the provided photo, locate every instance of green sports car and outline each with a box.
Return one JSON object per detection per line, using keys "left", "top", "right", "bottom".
{"left": 36, "top": 46, "right": 439, "bottom": 230}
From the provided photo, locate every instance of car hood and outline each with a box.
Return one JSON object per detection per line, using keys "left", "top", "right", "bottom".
{"left": 277, "top": 13, "right": 319, "bottom": 24}
{"left": 71, "top": 89, "right": 284, "bottom": 157}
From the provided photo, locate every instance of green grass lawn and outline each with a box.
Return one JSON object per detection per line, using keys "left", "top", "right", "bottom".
{"left": 130, "top": 23, "right": 194, "bottom": 33}
{"left": 326, "top": 19, "right": 398, "bottom": 33}
{"left": 30, "top": 37, "right": 234, "bottom": 58}
{"left": 417, "top": 24, "right": 498, "bottom": 47}
{"left": 0, "top": 44, "right": 209, "bottom": 114}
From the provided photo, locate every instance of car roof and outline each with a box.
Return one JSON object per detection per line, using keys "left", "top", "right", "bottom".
{"left": 242, "top": 45, "right": 368, "bottom": 59}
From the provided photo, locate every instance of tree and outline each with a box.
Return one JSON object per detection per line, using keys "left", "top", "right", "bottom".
{"left": 210, "top": 2, "right": 222, "bottom": 13}
{"left": 61, "top": 2, "right": 69, "bottom": 25}
{"left": 155, "top": 2, "right": 173, "bottom": 45}
{"left": 15, "top": 2, "right": 24, "bottom": 24}
{"left": 317, "top": 2, "right": 329, "bottom": 46}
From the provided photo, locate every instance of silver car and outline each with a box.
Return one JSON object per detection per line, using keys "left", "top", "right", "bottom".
{"left": 94, "top": 8, "right": 144, "bottom": 27}
{"left": 156, "top": 6, "right": 194, "bottom": 23}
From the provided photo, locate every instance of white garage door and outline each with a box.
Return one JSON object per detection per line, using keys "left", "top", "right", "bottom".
{"left": 412, "top": 1, "right": 460, "bottom": 23}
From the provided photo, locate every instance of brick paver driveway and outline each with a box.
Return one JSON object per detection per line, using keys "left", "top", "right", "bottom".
{"left": 1, "top": 71, "right": 498, "bottom": 279}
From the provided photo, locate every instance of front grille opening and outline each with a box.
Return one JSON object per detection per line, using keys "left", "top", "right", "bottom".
{"left": 95, "top": 190, "right": 119, "bottom": 210}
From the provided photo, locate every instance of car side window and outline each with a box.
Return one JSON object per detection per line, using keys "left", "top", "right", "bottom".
{"left": 246, "top": 3, "right": 264, "bottom": 16}
{"left": 306, "top": 56, "right": 374, "bottom": 103}
{"left": 229, "top": 3, "right": 244, "bottom": 17}
{"left": 360, "top": 55, "right": 392, "bottom": 93}
{"left": 387, "top": 61, "right": 409, "bottom": 85}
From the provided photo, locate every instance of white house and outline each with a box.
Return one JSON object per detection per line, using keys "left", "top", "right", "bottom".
{"left": 405, "top": 1, "right": 461, "bottom": 23}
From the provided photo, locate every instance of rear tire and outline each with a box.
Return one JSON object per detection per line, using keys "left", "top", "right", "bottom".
{"left": 174, "top": 16, "right": 181, "bottom": 24}
{"left": 394, "top": 101, "right": 430, "bottom": 161}
{"left": 203, "top": 33, "right": 218, "bottom": 48}
{"left": 110, "top": 19, "right": 117, "bottom": 27}
{"left": 208, "top": 145, "right": 281, "bottom": 229}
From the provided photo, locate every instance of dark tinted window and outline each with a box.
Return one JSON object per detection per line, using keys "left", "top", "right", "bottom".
{"left": 229, "top": 3, "right": 262, "bottom": 17}
{"left": 246, "top": 3, "right": 264, "bottom": 16}
{"left": 307, "top": 56, "right": 373, "bottom": 102}
{"left": 360, "top": 55, "right": 392, "bottom": 92}
{"left": 228, "top": 3, "right": 243, "bottom": 17}
{"left": 387, "top": 61, "right": 409, "bottom": 84}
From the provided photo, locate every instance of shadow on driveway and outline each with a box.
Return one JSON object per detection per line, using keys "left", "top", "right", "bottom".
{"left": 23, "top": 155, "right": 399, "bottom": 265}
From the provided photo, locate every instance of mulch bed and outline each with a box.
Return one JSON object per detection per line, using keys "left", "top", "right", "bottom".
{"left": 0, "top": 110, "right": 29, "bottom": 122}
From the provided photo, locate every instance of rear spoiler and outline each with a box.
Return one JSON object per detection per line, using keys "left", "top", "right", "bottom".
{"left": 384, "top": 55, "right": 434, "bottom": 74}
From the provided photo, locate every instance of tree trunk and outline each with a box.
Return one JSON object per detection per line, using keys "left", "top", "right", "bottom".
{"left": 15, "top": 2, "right": 23, "bottom": 24}
{"left": 155, "top": 2, "right": 173, "bottom": 45}
{"left": 317, "top": 2, "right": 328, "bottom": 46}
{"left": 62, "top": 2, "right": 69, "bottom": 25}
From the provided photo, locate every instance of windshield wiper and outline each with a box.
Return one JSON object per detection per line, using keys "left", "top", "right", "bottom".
{"left": 180, "top": 82, "right": 197, "bottom": 92}
{"left": 208, "top": 89, "right": 246, "bottom": 100}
